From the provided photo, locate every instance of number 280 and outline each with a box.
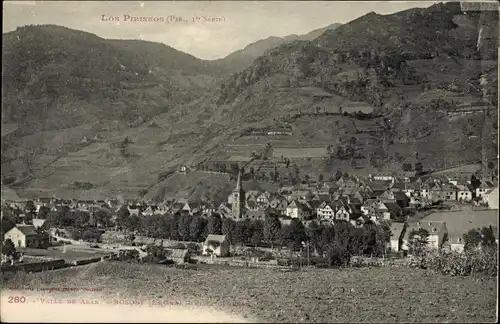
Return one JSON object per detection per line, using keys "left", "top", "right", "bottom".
{"left": 8, "top": 296, "right": 26, "bottom": 303}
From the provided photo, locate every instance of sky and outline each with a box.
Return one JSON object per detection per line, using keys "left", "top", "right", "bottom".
{"left": 3, "top": 1, "right": 439, "bottom": 60}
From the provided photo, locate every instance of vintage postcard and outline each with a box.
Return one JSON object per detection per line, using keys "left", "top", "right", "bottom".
{"left": 1, "top": 0, "right": 498, "bottom": 322}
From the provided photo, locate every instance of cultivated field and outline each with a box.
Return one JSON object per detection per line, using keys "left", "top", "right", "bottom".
{"left": 20, "top": 246, "right": 115, "bottom": 262}
{"left": 1, "top": 262, "right": 497, "bottom": 323}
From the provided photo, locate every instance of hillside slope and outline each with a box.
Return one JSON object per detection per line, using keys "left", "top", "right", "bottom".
{"left": 1, "top": 24, "right": 221, "bottom": 133}
{"left": 211, "top": 2, "right": 498, "bottom": 172}
{"left": 214, "top": 23, "right": 341, "bottom": 73}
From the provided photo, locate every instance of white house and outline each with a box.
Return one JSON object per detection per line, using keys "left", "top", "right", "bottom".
{"left": 202, "top": 234, "right": 230, "bottom": 257}
{"left": 476, "top": 182, "right": 495, "bottom": 199}
{"left": 285, "top": 200, "right": 312, "bottom": 219}
{"left": 316, "top": 202, "right": 335, "bottom": 220}
{"left": 371, "top": 174, "right": 395, "bottom": 182}
{"left": 448, "top": 236, "right": 465, "bottom": 253}
{"left": 486, "top": 187, "right": 499, "bottom": 209}
{"left": 389, "top": 222, "right": 406, "bottom": 252}
{"left": 4, "top": 225, "right": 50, "bottom": 249}
{"left": 455, "top": 184, "right": 473, "bottom": 202}
{"left": 334, "top": 206, "right": 351, "bottom": 221}
{"left": 417, "top": 221, "right": 448, "bottom": 250}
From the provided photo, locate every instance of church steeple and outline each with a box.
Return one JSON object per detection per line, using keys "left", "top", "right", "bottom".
{"left": 235, "top": 169, "right": 242, "bottom": 191}
{"left": 232, "top": 169, "right": 245, "bottom": 220}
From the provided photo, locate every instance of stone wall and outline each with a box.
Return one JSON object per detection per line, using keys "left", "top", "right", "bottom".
{"left": 0, "top": 258, "right": 66, "bottom": 273}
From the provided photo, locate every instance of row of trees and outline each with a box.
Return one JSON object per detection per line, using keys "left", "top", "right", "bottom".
{"left": 115, "top": 209, "right": 391, "bottom": 262}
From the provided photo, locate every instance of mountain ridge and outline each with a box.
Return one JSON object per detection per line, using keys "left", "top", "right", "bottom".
{"left": 213, "top": 23, "right": 342, "bottom": 73}
{"left": 1, "top": 3, "right": 498, "bottom": 201}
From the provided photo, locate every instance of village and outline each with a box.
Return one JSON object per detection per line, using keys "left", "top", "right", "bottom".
{"left": 1, "top": 165, "right": 498, "bottom": 272}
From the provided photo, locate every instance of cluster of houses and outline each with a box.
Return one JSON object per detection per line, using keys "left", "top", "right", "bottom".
{"left": 1, "top": 171, "right": 498, "bottom": 254}
{"left": 2, "top": 173, "right": 498, "bottom": 228}
{"left": 221, "top": 172, "right": 498, "bottom": 227}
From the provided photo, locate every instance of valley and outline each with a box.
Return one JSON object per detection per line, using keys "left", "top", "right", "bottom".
{"left": 1, "top": 2, "right": 498, "bottom": 202}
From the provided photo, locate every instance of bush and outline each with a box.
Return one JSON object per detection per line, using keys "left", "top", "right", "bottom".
{"left": 424, "top": 247, "right": 498, "bottom": 276}
{"left": 259, "top": 252, "right": 274, "bottom": 261}
{"left": 186, "top": 243, "right": 199, "bottom": 253}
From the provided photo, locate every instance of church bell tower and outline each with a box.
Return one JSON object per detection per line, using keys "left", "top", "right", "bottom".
{"left": 231, "top": 170, "right": 245, "bottom": 220}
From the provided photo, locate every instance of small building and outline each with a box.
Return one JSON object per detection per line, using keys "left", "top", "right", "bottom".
{"left": 416, "top": 221, "right": 448, "bottom": 250}
{"left": 168, "top": 248, "right": 190, "bottom": 264}
{"left": 285, "top": 200, "right": 312, "bottom": 220}
{"left": 4, "top": 225, "right": 50, "bottom": 249}
{"left": 486, "top": 187, "right": 499, "bottom": 209}
{"left": 388, "top": 222, "right": 406, "bottom": 252}
{"left": 202, "top": 234, "right": 230, "bottom": 257}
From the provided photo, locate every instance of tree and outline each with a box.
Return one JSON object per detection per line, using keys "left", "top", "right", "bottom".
{"left": 116, "top": 207, "right": 130, "bottom": 230}
{"left": 47, "top": 206, "right": 73, "bottom": 227}
{"left": 463, "top": 228, "right": 482, "bottom": 251}
{"left": 82, "top": 229, "right": 102, "bottom": 242}
{"left": 170, "top": 214, "right": 181, "bottom": 240}
{"left": 264, "top": 215, "right": 282, "bottom": 249}
{"left": 408, "top": 228, "right": 429, "bottom": 257}
{"left": 287, "top": 219, "right": 307, "bottom": 251}
{"left": 178, "top": 215, "right": 193, "bottom": 241}
{"left": 207, "top": 214, "right": 223, "bottom": 235}
{"left": 306, "top": 222, "right": 323, "bottom": 254}
{"left": 222, "top": 218, "right": 236, "bottom": 250}
{"left": 25, "top": 200, "right": 36, "bottom": 215}
{"left": 74, "top": 210, "right": 90, "bottom": 228}
{"left": 189, "top": 216, "right": 205, "bottom": 242}
{"left": 415, "top": 162, "right": 423, "bottom": 174}
{"left": 125, "top": 214, "right": 141, "bottom": 233}
{"left": 470, "top": 175, "right": 481, "bottom": 191}
{"left": 93, "top": 209, "right": 112, "bottom": 228}
{"left": 480, "top": 226, "right": 496, "bottom": 248}
{"left": 234, "top": 219, "right": 252, "bottom": 245}
{"left": 38, "top": 206, "right": 50, "bottom": 219}
{"left": 2, "top": 238, "right": 16, "bottom": 257}
{"left": 158, "top": 216, "right": 172, "bottom": 239}
{"left": 251, "top": 220, "right": 264, "bottom": 248}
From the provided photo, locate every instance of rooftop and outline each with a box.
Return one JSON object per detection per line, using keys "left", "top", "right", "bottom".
{"left": 422, "top": 210, "right": 499, "bottom": 239}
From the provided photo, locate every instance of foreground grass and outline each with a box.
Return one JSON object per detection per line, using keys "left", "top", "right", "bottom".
{"left": 1, "top": 262, "right": 497, "bottom": 323}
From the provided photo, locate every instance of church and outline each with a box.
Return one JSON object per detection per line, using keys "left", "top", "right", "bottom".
{"left": 229, "top": 170, "right": 246, "bottom": 220}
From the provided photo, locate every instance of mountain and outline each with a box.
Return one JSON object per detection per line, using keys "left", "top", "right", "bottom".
{"left": 215, "top": 23, "right": 341, "bottom": 73}
{"left": 209, "top": 2, "right": 498, "bottom": 174}
{"left": 1, "top": 24, "right": 223, "bottom": 133}
{"left": 1, "top": 24, "right": 228, "bottom": 197}
{"left": 2, "top": 3, "right": 498, "bottom": 201}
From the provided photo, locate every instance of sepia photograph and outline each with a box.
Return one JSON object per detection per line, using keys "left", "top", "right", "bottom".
{"left": 1, "top": 0, "right": 499, "bottom": 322}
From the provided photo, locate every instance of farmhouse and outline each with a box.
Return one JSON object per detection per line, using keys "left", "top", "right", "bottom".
{"left": 168, "top": 248, "right": 190, "bottom": 264}
{"left": 202, "top": 234, "right": 230, "bottom": 257}
{"left": 486, "top": 187, "right": 498, "bottom": 209}
{"left": 388, "top": 222, "right": 406, "bottom": 252}
{"left": 32, "top": 218, "right": 49, "bottom": 231}
{"left": 4, "top": 225, "right": 50, "bottom": 249}
{"left": 285, "top": 200, "right": 313, "bottom": 220}
{"left": 455, "top": 184, "right": 474, "bottom": 201}
{"left": 422, "top": 210, "right": 498, "bottom": 253}
{"left": 417, "top": 221, "right": 447, "bottom": 249}
{"left": 476, "top": 181, "right": 496, "bottom": 199}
